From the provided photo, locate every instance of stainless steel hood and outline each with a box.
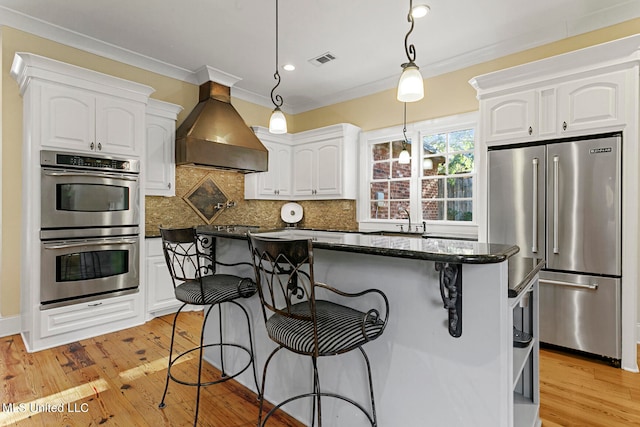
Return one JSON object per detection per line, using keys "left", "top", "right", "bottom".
{"left": 175, "top": 81, "right": 268, "bottom": 173}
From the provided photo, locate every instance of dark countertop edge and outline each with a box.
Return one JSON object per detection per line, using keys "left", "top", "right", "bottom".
{"left": 508, "top": 257, "right": 546, "bottom": 298}
{"left": 195, "top": 227, "right": 520, "bottom": 265}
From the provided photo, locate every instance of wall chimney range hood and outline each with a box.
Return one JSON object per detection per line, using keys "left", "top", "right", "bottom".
{"left": 175, "top": 81, "right": 268, "bottom": 173}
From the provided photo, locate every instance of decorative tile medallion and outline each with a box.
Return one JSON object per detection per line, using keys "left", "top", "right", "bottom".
{"left": 182, "top": 174, "right": 230, "bottom": 224}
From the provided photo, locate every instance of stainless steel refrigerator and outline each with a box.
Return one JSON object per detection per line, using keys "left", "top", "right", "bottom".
{"left": 488, "top": 134, "right": 621, "bottom": 361}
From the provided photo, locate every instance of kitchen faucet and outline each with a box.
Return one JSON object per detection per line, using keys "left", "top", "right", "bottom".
{"left": 398, "top": 206, "right": 411, "bottom": 231}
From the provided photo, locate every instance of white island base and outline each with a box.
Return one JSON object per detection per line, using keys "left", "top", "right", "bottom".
{"left": 201, "top": 235, "right": 540, "bottom": 427}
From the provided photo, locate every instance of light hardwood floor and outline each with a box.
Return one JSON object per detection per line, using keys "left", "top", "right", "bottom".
{"left": 1, "top": 311, "right": 639, "bottom": 426}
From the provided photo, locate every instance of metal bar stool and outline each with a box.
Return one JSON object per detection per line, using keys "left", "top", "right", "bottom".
{"left": 158, "top": 227, "right": 260, "bottom": 426}
{"left": 247, "top": 233, "right": 389, "bottom": 427}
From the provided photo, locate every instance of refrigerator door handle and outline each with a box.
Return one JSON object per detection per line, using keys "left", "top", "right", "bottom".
{"left": 540, "top": 278, "right": 599, "bottom": 290}
{"left": 532, "top": 158, "right": 539, "bottom": 253}
{"left": 553, "top": 155, "right": 559, "bottom": 254}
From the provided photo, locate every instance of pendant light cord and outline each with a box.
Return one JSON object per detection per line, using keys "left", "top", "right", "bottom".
{"left": 402, "top": 102, "right": 409, "bottom": 147}
{"left": 270, "top": 0, "right": 283, "bottom": 108}
{"left": 403, "top": 0, "right": 417, "bottom": 65}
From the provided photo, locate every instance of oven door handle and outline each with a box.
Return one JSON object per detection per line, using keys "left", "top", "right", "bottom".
{"left": 43, "top": 239, "right": 138, "bottom": 250}
{"left": 43, "top": 170, "right": 138, "bottom": 181}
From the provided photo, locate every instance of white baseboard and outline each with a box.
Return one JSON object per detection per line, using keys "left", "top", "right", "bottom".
{"left": 0, "top": 315, "right": 21, "bottom": 337}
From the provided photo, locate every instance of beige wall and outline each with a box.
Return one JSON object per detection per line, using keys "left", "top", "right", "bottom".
{"left": 2, "top": 20, "right": 640, "bottom": 317}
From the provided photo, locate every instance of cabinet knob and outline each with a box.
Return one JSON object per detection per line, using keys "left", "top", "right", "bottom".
{"left": 167, "top": 183, "right": 171, "bottom": 189}
{"left": 97, "top": 142, "right": 102, "bottom": 151}
{"left": 562, "top": 121, "right": 567, "bottom": 131}
{"left": 90, "top": 142, "right": 95, "bottom": 150}
{"left": 528, "top": 126, "right": 533, "bottom": 135}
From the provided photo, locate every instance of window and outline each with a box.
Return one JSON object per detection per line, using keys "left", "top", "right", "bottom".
{"left": 369, "top": 140, "right": 412, "bottom": 220}
{"left": 421, "top": 129, "right": 474, "bottom": 221}
{"left": 361, "top": 112, "right": 477, "bottom": 231}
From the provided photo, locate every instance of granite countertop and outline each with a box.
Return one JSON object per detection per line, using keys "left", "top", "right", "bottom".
{"left": 508, "top": 256, "right": 545, "bottom": 297}
{"left": 196, "top": 225, "right": 520, "bottom": 265}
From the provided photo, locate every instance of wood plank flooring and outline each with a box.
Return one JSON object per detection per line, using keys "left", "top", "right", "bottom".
{"left": 0, "top": 312, "right": 303, "bottom": 427}
{"left": 1, "top": 311, "right": 640, "bottom": 426}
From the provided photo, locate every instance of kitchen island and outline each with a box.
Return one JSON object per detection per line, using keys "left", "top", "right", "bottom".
{"left": 196, "top": 226, "right": 542, "bottom": 427}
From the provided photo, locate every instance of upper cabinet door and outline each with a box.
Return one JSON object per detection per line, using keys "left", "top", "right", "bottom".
{"left": 482, "top": 90, "right": 537, "bottom": 145}
{"left": 95, "top": 96, "right": 143, "bottom": 156}
{"left": 292, "top": 145, "right": 315, "bottom": 196}
{"left": 314, "top": 140, "right": 341, "bottom": 196}
{"left": 557, "top": 70, "right": 627, "bottom": 136}
{"left": 40, "top": 84, "right": 95, "bottom": 151}
{"left": 145, "top": 116, "right": 175, "bottom": 196}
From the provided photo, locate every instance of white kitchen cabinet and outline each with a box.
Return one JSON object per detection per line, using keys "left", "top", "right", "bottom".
{"left": 40, "top": 83, "right": 145, "bottom": 156}
{"left": 11, "top": 52, "right": 153, "bottom": 352}
{"left": 145, "top": 99, "right": 182, "bottom": 196}
{"left": 244, "top": 128, "right": 292, "bottom": 199}
{"left": 292, "top": 123, "right": 360, "bottom": 199}
{"left": 244, "top": 123, "right": 360, "bottom": 200}
{"left": 556, "top": 70, "right": 627, "bottom": 136}
{"left": 292, "top": 139, "right": 342, "bottom": 197}
{"left": 471, "top": 35, "right": 640, "bottom": 371}
{"left": 40, "top": 293, "right": 140, "bottom": 339}
{"left": 145, "top": 237, "right": 182, "bottom": 317}
{"left": 476, "top": 69, "right": 629, "bottom": 146}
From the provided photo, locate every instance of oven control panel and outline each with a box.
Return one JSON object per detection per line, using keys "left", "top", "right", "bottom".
{"left": 40, "top": 150, "right": 140, "bottom": 173}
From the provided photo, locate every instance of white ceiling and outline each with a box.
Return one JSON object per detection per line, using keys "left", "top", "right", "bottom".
{"left": 1, "top": 0, "right": 639, "bottom": 113}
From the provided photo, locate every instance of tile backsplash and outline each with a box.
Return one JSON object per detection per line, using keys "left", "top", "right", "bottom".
{"left": 145, "top": 166, "right": 357, "bottom": 236}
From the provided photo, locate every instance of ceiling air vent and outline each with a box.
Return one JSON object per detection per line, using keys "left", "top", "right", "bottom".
{"left": 309, "top": 52, "right": 337, "bottom": 66}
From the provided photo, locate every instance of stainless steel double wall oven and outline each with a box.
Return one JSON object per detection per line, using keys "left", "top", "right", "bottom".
{"left": 40, "top": 150, "right": 140, "bottom": 308}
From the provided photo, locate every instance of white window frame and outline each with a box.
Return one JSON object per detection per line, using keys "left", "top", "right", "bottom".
{"left": 358, "top": 111, "right": 479, "bottom": 238}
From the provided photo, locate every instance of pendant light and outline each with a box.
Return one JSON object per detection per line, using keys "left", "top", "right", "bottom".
{"left": 399, "top": 103, "right": 411, "bottom": 164}
{"left": 397, "top": 0, "right": 425, "bottom": 102}
{"left": 269, "top": 0, "right": 287, "bottom": 134}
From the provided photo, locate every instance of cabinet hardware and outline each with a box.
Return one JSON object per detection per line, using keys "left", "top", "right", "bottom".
{"left": 97, "top": 142, "right": 102, "bottom": 151}
{"left": 90, "top": 142, "right": 95, "bottom": 150}
{"left": 562, "top": 121, "right": 567, "bottom": 131}
{"left": 528, "top": 126, "right": 533, "bottom": 135}
{"left": 167, "top": 183, "right": 171, "bottom": 189}
{"left": 88, "top": 302, "right": 103, "bottom": 307}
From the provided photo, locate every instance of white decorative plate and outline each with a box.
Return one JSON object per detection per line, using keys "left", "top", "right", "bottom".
{"left": 281, "top": 202, "right": 303, "bottom": 224}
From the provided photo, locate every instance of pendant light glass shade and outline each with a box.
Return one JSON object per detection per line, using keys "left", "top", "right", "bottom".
{"left": 399, "top": 148, "right": 411, "bottom": 164}
{"left": 397, "top": 63, "right": 424, "bottom": 102}
{"left": 269, "top": 107, "right": 287, "bottom": 134}
{"left": 423, "top": 157, "right": 433, "bottom": 169}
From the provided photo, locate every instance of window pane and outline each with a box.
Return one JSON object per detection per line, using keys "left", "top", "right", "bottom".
{"left": 391, "top": 201, "right": 411, "bottom": 220}
{"left": 373, "top": 161, "right": 390, "bottom": 179}
{"left": 370, "top": 182, "right": 389, "bottom": 200}
{"left": 422, "top": 200, "right": 444, "bottom": 220}
{"left": 371, "top": 202, "right": 389, "bottom": 219}
{"left": 391, "top": 140, "right": 409, "bottom": 158}
{"left": 390, "top": 180, "right": 411, "bottom": 199}
{"left": 372, "top": 143, "right": 390, "bottom": 161}
{"left": 421, "top": 178, "right": 444, "bottom": 199}
{"left": 447, "top": 176, "right": 473, "bottom": 198}
{"left": 447, "top": 200, "right": 473, "bottom": 221}
{"left": 423, "top": 133, "right": 446, "bottom": 154}
{"left": 392, "top": 160, "right": 412, "bottom": 178}
{"left": 449, "top": 129, "right": 474, "bottom": 152}
{"left": 447, "top": 153, "right": 474, "bottom": 174}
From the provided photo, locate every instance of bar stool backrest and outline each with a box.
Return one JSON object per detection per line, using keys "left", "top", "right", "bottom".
{"left": 248, "top": 235, "right": 317, "bottom": 324}
{"left": 160, "top": 227, "right": 213, "bottom": 299}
